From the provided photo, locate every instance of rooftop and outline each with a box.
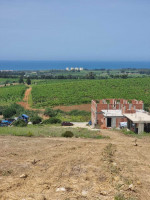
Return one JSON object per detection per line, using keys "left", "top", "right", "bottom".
{"left": 124, "top": 111, "right": 150, "bottom": 123}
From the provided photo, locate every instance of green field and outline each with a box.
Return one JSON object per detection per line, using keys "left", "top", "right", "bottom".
{"left": 31, "top": 77, "right": 150, "bottom": 108}
{"left": 0, "top": 78, "right": 18, "bottom": 85}
{"left": 0, "top": 85, "right": 26, "bottom": 106}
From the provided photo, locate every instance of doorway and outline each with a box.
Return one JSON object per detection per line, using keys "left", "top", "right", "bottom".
{"left": 107, "top": 118, "right": 112, "bottom": 127}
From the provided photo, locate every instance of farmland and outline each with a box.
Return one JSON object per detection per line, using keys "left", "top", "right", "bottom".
{"left": 31, "top": 77, "right": 150, "bottom": 108}
{"left": 0, "top": 85, "right": 26, "bottom": 106}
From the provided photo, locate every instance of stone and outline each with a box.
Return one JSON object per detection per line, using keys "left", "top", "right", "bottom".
{"left": 137, "top": 181, "right": 141, "bottom": 185}
{"left": 82, "top": 190, "right": 88, "bottom": 196}
{"left": 112, "top": 162, "right": 117, "bottom": 166}
{"left": 114, "top": 176, "right": 120, "bottom": 181}
{"left": 100, "top": 191, "right": 108, "bottom": 196}
{"left": 20, "top": 174, "right": 28, "bottom": 178}
{"left": 128, "top": 184, "right": 134, "bottom": 190}
{"left": 56, "top": 187, "right": 66, "bottom": 192}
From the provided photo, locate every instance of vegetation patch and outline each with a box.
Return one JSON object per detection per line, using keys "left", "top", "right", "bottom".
{"left": 31, "top": 78, "right": 150, "bottom": 109}
{"left": 42, "top": 118, "right": 61, "bottom": 124}
{"left": 13, "top": 119, "right": 27, "bottom": 127}
{"left": 0, "top": 85, "right": 26, "bottom": 106}
{"left": 62, "top": 131, "right": 74, "bottom": 138}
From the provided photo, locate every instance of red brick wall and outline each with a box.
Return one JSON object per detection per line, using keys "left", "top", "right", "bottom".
{"left": 116, "top": 117, "right": 127, "bottom": 127}
{"left": 91, "top": 99, "right": 143, "bottom": 128}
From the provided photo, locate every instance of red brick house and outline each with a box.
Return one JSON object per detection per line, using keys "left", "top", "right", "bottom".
{"left": 91, "top": 99, "right": 143, "bottom": 129}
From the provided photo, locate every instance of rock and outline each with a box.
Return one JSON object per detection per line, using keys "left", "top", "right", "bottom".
{"left": 114, "top": 176, "right": 120, "bottom": 181}
{"left": 128, "top": 184, "right": 134, "bottom": 190}
{"left": 137, "top": 181, "right": 141, "bottom": 185}
{"left": 20, "top": 174, "right": 28, "bottom": 178}
{"left": 56, "top": 187, "right": 66, "bottom": 192}
{"left": 112, "top": 162, "right": 117, "bottom": 166}
{"left": 82, "top": 190, "right": 88, "bottom": 196}
{"left": 100, "top": 191, "right": 107, "bottom": 196}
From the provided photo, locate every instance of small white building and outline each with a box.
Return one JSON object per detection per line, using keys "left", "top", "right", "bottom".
{"left": 124, "top": 111, "right": 150, "bottom": 134}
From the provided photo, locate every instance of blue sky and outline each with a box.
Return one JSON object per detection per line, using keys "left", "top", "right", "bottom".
{"left": 0, "top": 0, "right": 150, "bottom": 61}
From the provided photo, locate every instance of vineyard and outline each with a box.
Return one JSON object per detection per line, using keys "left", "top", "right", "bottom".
{"left": 0, "top": 85, "right": 26, "bottom": 106}
{"left": 31, "top": 77, "right": 150, "bottom": 108}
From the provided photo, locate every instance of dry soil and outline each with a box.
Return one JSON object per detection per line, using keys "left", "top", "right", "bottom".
{"left": 0, "top": 130, "right": 150, "bottom": 200}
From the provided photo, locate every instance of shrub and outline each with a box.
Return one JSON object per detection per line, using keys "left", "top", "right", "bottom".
{"left": 27, "top": 131, "right": 33, "bottom": 137}
{"left": 44, "top": 108, "right": 57, "bottom": 117}
{"left": 62, "top": 131, "right": 74, "bottom": 138}
{"left": 3, "top": 107, "right": 16, "bottom": 118}
{"left": 13, "top": 119, "right": 27, "bottom": 127}
{"left": 43, "top": 117, "right": 61, "bottom": 124}
{"left": 30, "top": 115, "right": 42, "bottom": 124}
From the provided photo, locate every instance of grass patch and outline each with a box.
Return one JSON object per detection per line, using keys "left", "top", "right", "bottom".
{"left": 0, "top": 125, "right": 108, "bottom": 139}
{"left": 121, "top": 128, "right": 150, "bottom": 138}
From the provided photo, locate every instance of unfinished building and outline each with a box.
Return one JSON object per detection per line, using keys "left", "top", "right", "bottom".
{"left": 91, "top": 99, "right": 149, "bottom": 134}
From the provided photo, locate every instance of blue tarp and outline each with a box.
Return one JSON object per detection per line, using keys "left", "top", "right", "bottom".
{"left": 22, "top": 114, "right": 29, "bottom": 119}
{"left": 1, "top": 120, "right": 8, "bottom": 123}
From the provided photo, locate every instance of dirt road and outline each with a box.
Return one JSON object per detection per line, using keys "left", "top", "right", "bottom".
{"left": 18, "top": 87, "right": 44, "bottom": 112}
{"left": 18, "top": 87, "right": 91, "bottom": 112}
{"left": 0, "top": 130, "right": 150, "bottom": 200}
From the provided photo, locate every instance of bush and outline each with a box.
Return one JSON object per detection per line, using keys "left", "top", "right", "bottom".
{"left": 30, "top": 115, "right": 42, "bottom": 124}
{"left": 3, "top": 107, "right": 16, "bottom": 118}
{"left": 13, "top": 119, "right": 27, "bottom": 127}
{"left": 44, "top": 108, "right": 57, "bottom": 117}
{"left": 62, "top": 131, "right": 74, "bottom": 138}
{"left": 27, "top": 131, "right": 33, "bottom": 137}
{"left": 0, "top": 106, "right": 6, "bottom": 115}
{"left": 43, "top": 117, "right": 61, "bottom": 124}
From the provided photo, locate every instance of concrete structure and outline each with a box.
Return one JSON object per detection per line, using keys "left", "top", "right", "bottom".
{"left": 124, "top": 111, "right": 150, "bottom": 134}
{"left": 91, "top": 99, "right": 144, "bottom": 132}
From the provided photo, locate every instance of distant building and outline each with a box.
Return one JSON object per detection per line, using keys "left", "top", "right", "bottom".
{"left": 66, "top": 67, "right": 69, "bottom": 71}
{"left": 91, "top": 99, "right": 150, "bottom": 133}
{"left": 80, "top": 67, "right": 84, "bottom": 71}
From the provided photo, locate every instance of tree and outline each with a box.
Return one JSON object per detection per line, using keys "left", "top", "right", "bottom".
{"left": 85, "top": 72, "right": 95, "bottom": 79}
{"left": 19, "top": 76, "right": 24, "bottom": 84}
{"left": 26, "top": 77, "right": 31, "bottom": 85}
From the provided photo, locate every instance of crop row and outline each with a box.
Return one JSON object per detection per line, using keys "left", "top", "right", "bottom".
{"left": 31, "top": 78, "right": 150, "bottom": 108}
{"left": 0, "top": 85, "right": 26, "bottom": 106}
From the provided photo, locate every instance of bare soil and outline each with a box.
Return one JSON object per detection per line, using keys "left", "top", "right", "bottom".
{"left": 54, "top": 104, "right": 91, "bottom": 112}
{"left": 18, "top": 87, "right": 38, "bottom": 111}
{"left": 0, "top": 130, "right": 150, "bottom": 200}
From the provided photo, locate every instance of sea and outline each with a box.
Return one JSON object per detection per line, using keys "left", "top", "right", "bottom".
{"left": 0, "top": 61, "right": 150, "bottom": 71}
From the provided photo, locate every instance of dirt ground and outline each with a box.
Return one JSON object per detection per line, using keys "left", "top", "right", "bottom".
{"left": 54, "top": 104, "right": 91, "bottom": 112}
{"left": 0, "top": 130, "right": 150, "bottom": 200}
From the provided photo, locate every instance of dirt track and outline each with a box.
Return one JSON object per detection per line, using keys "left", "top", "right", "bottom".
{"left": 18, "top": 87, "right": 42, "bottom": 111}
{"left": 18, "top": 87, "right": 91, "bottom": 112}
{"left": 0, "top": 130, "right": 150, "bottom": 200}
